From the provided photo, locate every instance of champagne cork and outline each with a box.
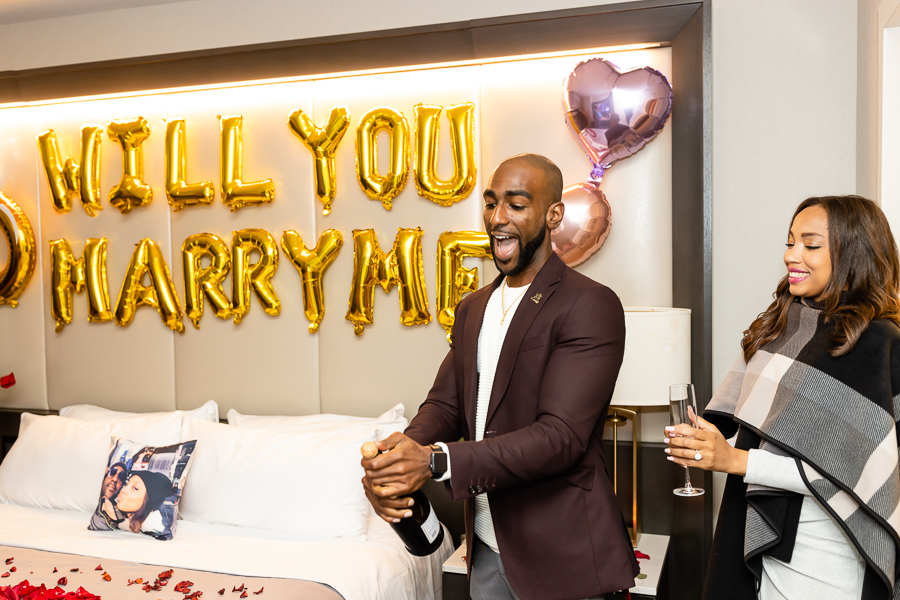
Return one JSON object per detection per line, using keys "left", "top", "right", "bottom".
{"left": 360, "top": 441, "right": 379, "bottom": 459}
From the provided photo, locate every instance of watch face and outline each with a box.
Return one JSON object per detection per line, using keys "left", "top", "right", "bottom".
{"left": 431, "top": 451, "right": 447, "bottom": 475}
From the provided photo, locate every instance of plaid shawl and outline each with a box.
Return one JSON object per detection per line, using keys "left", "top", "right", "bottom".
{"left": 703, "top": 301, "right": 900, "bottom": 600}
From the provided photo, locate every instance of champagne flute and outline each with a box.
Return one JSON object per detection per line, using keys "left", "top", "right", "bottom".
{"left": 669, "top": 383, "right": 705, "bottom": 497}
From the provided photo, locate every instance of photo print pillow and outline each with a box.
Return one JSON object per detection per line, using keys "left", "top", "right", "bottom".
{"left": 88, "top": 437, "right": 196, "bottom": 540}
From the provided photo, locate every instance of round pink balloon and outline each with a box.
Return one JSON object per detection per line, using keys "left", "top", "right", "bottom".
{"left": 564, "top": 58, "right": 673, "bottom": 181}
{"left": 552, "top": 182, "right": 611, "bottom": 267}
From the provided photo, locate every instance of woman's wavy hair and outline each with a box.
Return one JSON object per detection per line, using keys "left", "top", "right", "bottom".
{"left": 741, "top": 195, "right": 900, "bottom": 361}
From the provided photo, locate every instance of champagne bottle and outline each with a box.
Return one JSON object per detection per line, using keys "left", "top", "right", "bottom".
{"left": 361, "top": 442, "right": 444, "bottom": 556}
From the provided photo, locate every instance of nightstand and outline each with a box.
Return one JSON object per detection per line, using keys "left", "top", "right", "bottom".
{"left": 440, "top": 534, "right": 669, "bottom": 600}
{"left": 441, "top": 542, "right": 469, "bottom": 600}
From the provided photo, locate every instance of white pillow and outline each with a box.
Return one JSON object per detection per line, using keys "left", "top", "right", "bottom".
{"left": 0, "top": 413, "right": 184, "bottom": 512}
{"left": 59, "top": 399, "right": 219, "bottom": 423}
{"left": 226, "top": 402, "right": 406, "bottom": 437}
{"left": 178, "top": 417, "right": 375, "bottom": 540}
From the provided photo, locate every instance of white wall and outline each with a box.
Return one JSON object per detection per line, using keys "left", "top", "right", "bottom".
{"left": 0, "top": 0, "right": 626, "bottom": 72}
{"left": 0, "top": 0, "right": 884, "bottom": 439}
{"left": 0, "top": 47, "right": 674, "bottom": 420}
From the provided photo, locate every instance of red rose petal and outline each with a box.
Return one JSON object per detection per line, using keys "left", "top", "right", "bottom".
{"left": 70, "top": 568, "right": 79, "bottom": 573}
{"left": 0, "top": 573, "right": 8, "bottom": 578}
{"left": 185, "top": 592, "right": 203, "bottom": 600}
{"left": 240, "top": 592, "right": 247, "bottom": 599}
{"left": 253, "top": 587, "right": 263, "bottom": 595}
{"left": 57, "top": 577, "right": 67, "bottom": 586}
{"left": 232, "top": 584, "right": 244, "bottom": 592}
{"left": 3, "top": 559, "right": 11, "bottom": 565}
{"left": 158, "top": 570, "right": 173, "bottom": 580}
{"left": 101, "top": 572, "right": 110, "bottom": 582}
{"left": 94, "top": 565, "right": 102, "bottom": 571}
{"left": 1, "top": 373, "right": 16, "bottom": 389}
{"left": 217, "top": 589, "right": 225, "bottom": 596}
{"left": 8, "top": 568, "right": 14, "bottom": 573}
{"left": 52, "top": 568, "right": 58, "bottom": 573}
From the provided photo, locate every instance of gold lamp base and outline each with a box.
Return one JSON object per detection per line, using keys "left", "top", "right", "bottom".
{"left": 606, "top": 406, "right": 640, "bottom": 547}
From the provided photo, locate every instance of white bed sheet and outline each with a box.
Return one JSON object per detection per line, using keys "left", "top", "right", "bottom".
{"left": 0, "top": 504, "right": 453, "bottom": 600}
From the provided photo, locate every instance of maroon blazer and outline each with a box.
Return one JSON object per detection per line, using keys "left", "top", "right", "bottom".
{"left": 405, "top": 253, "right": 638, "bottom": 599}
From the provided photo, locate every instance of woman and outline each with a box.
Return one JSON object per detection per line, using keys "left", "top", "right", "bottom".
{"left": 102, "top": 470, "right": 173, "bottom": 534}
{"left": 666, "top": 196, "right": 900, "bottom": 600}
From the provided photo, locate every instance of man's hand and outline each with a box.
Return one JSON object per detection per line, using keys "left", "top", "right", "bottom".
{"left": 361, "top": 432, "right": 433, "bottom": 523}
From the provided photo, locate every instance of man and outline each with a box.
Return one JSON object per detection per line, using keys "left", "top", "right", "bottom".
{"left": 101, "top": 462, "right": 126, "bottom": 500}
{"left": 90, "top": 462, "right": 127, "bottom": 531}
{"left": 362, "top": 154, "right": 637, "bottom": 600}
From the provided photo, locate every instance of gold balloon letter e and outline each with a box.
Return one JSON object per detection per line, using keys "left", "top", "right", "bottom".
{"left": 436, "top": 231, "right": 491, "bottom": 341}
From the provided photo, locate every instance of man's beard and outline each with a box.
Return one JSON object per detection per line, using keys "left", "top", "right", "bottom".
{"left": 493, "top": 223, "right": 547, "bottom": 278}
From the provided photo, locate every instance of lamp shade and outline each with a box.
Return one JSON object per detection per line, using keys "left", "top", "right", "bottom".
{"left": 610, "top": 307, "right": 691, "bottom": 407}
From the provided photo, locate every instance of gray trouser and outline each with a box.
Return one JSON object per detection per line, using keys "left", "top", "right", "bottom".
{"left": 469, "top": 537, "right": 610, "bottom": 600}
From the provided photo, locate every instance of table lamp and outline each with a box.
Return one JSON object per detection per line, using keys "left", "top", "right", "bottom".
{"left": 609, "top": 307, "right": 691, "bottom": 545}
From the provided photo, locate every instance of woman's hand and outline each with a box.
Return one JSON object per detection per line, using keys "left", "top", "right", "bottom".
{"left": 664, "top": 407, "right": 748, "bottom": 476}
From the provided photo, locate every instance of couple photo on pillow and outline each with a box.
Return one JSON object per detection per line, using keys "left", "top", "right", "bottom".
{"left": 88, "top": 438, "right": 196, "bottom": 540}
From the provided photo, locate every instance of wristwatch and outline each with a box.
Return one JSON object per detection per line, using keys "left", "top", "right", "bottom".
{"left": 429, "top": 444, "right": 447, "bottom": 478}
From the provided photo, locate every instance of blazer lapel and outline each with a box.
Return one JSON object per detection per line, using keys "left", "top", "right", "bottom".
{"left": 485, "top": 254, "right": 565, "bottom": 426}
{"left": 463, "top": 275, "right": 501, "bottom": 440}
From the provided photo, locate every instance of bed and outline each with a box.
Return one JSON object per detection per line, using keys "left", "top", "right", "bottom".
{"left": 0, "top": 403, "right": 458, "bottom": 600}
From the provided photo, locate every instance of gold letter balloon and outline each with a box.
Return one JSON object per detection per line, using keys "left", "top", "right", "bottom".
{"left": 166, "top": 120, "right": 215, "bottom": 211}
{"left": 355, "top": 107, "right": 409, "bottom": 210}
{"left": 36, "top": 126, "right": 103, "bottom": 216}
{"left": 281, "top": 229, "right": 343, "bottom": 333}
{"left": 0, "top": 193, "right": 36, "bottom": 308}
{"left": 114, "top": 239, "right": 184, "bottom": 333}
{"left": 219, "top": 115, "right": 275, "bottom": 211}
{"left": 49, "top": 238, "right": 113, "bottom": 332}
{"left": 182, "top": 233, "right": 232, "bottom": 329}
{"left": 436, "top": 231, "right": 491, "bottom": 340}
{"left": 231, "top": 229, "right": 280, "bottom": 324}
{"left": 413, "top": 102, "right": 477, "bottom": 206}
{"left": 107, "top": 117, "right": 153, "bottom": 214}
{"left": 287, "top": 106, "right": 350, "bottom": 216}
{"left": 345, "top": 227, "right": 430, "bottom": 336}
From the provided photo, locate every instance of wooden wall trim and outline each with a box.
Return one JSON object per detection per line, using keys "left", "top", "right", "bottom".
{"left": 0, "top": 1, "right": 700, "bottom": 103}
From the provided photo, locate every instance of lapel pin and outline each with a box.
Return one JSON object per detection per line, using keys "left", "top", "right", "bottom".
{"left": 531, "top": 293, "right": 542, "bottom": 304}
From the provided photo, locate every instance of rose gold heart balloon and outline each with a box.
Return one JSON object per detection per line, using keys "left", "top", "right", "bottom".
{"left": 553, "top": 57, "right": 672, "bottom": 266}
{"left": 564, "top": 57, "right": 672, "bottom": 181}
{"left": 552, "top": 182, "right": 611, "bottom": 267}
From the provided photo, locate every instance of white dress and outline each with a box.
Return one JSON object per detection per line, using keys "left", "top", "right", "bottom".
{"left": 743, "top": 449, "right": 866, "bottom": 600}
